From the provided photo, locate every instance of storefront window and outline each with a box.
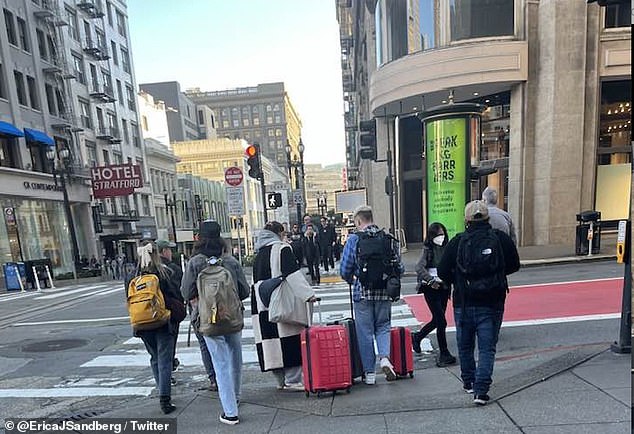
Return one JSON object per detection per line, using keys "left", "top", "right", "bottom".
{"left": 598, "top": 80, "right": 632, "bottom": 165}
{"left": 0, "top": 137, "right": 21, "bottom": 168}
{"left": 450, "top": 0, "right": 514, "bottom": 42}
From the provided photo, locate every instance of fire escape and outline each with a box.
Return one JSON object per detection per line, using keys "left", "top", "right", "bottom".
{"left": 77, "top": 0, "right": 121, "bottom": 146}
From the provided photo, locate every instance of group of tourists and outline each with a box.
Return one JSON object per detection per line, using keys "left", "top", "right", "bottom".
{"left": 124, "top": 186, "right": 520, "bottom": 425}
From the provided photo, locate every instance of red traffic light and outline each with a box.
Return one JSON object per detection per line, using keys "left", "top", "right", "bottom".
{"left": 245, "top": 145, "right": 258, "bottom": 157}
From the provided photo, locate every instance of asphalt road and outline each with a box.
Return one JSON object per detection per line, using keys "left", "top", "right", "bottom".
{"left": 0, "top": 260, "right": 624, "bottom": 423}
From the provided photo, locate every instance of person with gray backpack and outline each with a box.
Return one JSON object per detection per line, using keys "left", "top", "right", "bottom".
{"left": 181, "top": 220, "right": 249, "bottom": 425}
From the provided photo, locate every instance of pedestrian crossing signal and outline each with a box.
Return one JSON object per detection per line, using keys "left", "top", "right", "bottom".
{"left": 267, "top": 192, "right": 283, "bottom": 209}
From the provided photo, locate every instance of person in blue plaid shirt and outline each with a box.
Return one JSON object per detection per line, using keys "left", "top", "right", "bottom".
{"left": 340, "top": 205, "right": 404, "bottom": 385}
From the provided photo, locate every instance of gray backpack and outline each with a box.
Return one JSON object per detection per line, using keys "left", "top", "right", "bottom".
{"left": 196, "top": 260, "right": 244, "bottom": 337}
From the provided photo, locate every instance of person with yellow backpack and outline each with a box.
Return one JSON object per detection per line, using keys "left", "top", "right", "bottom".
{"left": 126, "top": 241, "right": 183, "bottom": 414}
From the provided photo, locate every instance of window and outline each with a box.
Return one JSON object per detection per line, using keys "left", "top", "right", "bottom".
{"left": 86, "top": 140, "right": 97, "bottom": 167}
{"left": 72, "top": 53, "right": 85, "bottom": 84}
{"left": 113, "top": 152, "right": 122, "bottom": 165}
{"left": 222, "top": 120, "right": 229, "bottom": 128}
{"left": 141, "top": 115, "right": 148, "bottom": 131}
{"left": 450, "top": 0, "right": 514, "bottom": 42}
{"left": 102, "top": 70, "right": 112, "bottom": 94}
{"left": 66, "top": 7, "right": 79, "bottom": 40}
{"left": 121, "top": 47, "right": 130, "bottom": 73}
{"left": 55, "top": 87, "right": 65, "bottom": 114}
{"left": 605, "top": 0, "right": 631, "bottom": 28}
{"left": 17, "top": 18, "right": 29, "bottom": 52}
{"left": 26, "top": 76, "right": 40, "bottom": 110}
{"left": 122, "top": 119, "right": 129, "bottom": 142}
{"left": 14, "top": 71, "right": 27, "bottom": 106}
{"left": 107, "top": 112, "right": 117, "bottom": 135}
{"left": 198, "top": 110, "right": 204, "bottom": 124}
{"left": 45, "top": 84, "right": 56, "bottom": 115}
{"left": 253, "top": 117, "right": 260, "bottom": 126}
{"left": 83, "top": 20, "right": 91, "bottom": 43}
{"left": 243, "top": 118, "right": 250, "bottom": 126}
{"left": 102, "top": 149, "right": 110, "bottom": 165}
{"left": 142, "top": 195, "right": 151, "bottom": 216}
{"left": 275, "top": 115, "right": 281, "bottom": 123}
{"left": 268, "top": 129, "right": 274, "bottom": 137}
{"left": 0, "top": 137, "right": 20, "bottom": 168}
{"left": 273, "top": 103, "right": 280, "bottom": 112}
{"left": 79, "top": 98, "right": 92, "bottom": 129}
{"left": 106, "top": 1, "right": 113, "bottom": 26}
{"left": 275, "top": 128, "right": 282, "bottom": 137}
{"left": 96, "top": 107, "right": 104, "bottom": 130}
{"left": 116, "top": 79, "right": 123, "bottom": 103}
{"left": 598, "top": 80, "right": 632, "bottom": 165}
{"left": 89, "top": 63, "right": 98, "bottom": 90}
{"left": 36, "top": 29, "right": 46, "bottom": 60}
{"left": 4, "top": 9, "right": 16, "bottom": 46}
{"left": 46, "top": 34, "right": 56, "bottom": 62}
{"left": 267, "top": 116, "right": 273, "bottom": 124}
{"left": 0, "top": 63, "right": 6, "bottom": 99}
{"left": 126, "top": 84, "right": 135, "bottom": 110}
{"left": 232, "top": 119, "right": 239, "bottom": 127}
{"left": 110, "top": 40, "right": 118, "bottom": 64}
{"left": 266, "top": 104, "right": 272, "bottom": 112}
{"left": 131, "top": 122, "right": 139, "bottom": 147}
{"left": 221, "top": 108, "right": 228, "bottom": 116}
{"left": 95, "top": 29, "right": 105, "bottom": 48}
{"left": 252, "top": 106, "right": 258, "bottom": 114}
{"left": 116, "top": 9, "right": 126, "bottom": 37}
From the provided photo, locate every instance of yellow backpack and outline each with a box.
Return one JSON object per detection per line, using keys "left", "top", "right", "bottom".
{"left": 127, "top": 274, "right": 171, "bottom": 331}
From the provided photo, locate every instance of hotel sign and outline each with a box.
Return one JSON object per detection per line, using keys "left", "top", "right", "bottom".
{"left": 91, "top": 164, "right": 143, "bottom": 199}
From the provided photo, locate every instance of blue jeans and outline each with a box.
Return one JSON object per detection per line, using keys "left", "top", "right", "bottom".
{"left": 140, "top": 327, "right": 174, "bottom": 397}
{"left": 204, "top": 332, "right": 242, "bottom": 417}
{"left": 195, "top": 328, "right": 216, "bottom": 381}
{"left": 454, "top": 306, "right": 504, "bottom": 396}
{"left": 354, "top": 299, "right": 392, "bottom": 374}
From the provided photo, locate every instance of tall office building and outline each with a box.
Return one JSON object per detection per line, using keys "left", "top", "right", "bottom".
{"left": 0, "top": 0, "right": 153, "bottom": 279}
{"left": 139, "top": 81, "right": 217, "bottom": 143}
{"left": 337, "top": 0, "right": 631, "bottom": 247}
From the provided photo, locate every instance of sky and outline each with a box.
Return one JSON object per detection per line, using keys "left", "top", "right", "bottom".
{"left": 127, "top": 0, "right": 346, "bottom": 166}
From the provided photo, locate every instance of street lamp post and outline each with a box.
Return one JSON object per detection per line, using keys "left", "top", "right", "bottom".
{"left": 285, "top": 139, "right": 305, "bottom": 225}
{"left": 46, "top": 146, "right": 80, "bottom": 275}
{"left": 164, "top": 190, "right": 177, "bottom": 244}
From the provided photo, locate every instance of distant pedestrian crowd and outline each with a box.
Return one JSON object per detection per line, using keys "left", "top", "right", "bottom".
{"left": 122, "top": 186, "right": 519, "bottom": 425}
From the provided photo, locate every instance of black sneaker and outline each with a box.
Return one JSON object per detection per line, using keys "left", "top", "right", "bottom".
{"left": 436, "top": 352, "right": 457, "bottom": 367}
{"left": 474, "top": 394, "right": 490, "bottom": 406}
{"left": 219, "top": 413, "right": 239, "bottom": 425}
{"left": 463, "top": 382, "right": 474, "bottom": 394}
{"left": 170, "top": 376, "right": 177, "bottom": 386}
{"left": 172, "top": 358, "right": 180, "bottom": 371}
{"left": 412, "top": 332, "right": 422, "bottom": 354}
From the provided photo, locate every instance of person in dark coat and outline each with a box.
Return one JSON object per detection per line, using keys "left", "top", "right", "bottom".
{"left": 318, "top": 217, "right": 336, "bottom": 272}
{"left": 301, "top": 225, "right": 321, "bottom": 285}
{"left": 289, "top": 224, "right": 304, "bottom": 266}
{"left": 126, "top": 241, "right": 182, "bottom": 414}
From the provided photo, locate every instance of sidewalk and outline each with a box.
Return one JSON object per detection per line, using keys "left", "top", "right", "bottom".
{"left": 96, "top": 344, "right": 629, "bottom": 433}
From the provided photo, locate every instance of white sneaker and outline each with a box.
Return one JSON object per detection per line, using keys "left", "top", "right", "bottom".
{"left": 283, "top": 382, "right": 305, "bottom": 392}
{"left": 364, "top": 372, "right": 376, "bottom": 385}
{"left": 380, "top": 357, "right": 398, "bottom": 381}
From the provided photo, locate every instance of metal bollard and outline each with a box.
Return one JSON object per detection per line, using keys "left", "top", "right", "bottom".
{"left": 16, "top": 267, "right": 25, "bottom": 292}
{"left": 32, "top": 266, "right": 41, "bottom": 291}
{"left": 587, "top": 221, "right": 594, "bottom": 257}
{"left": 45, "top": 265, "right": 55, "bottom": 289}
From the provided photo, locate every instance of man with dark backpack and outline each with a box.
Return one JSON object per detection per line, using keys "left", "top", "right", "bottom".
{"left": 438, "top": 200, "right": 520, "bottom": 406}
{"left": 340, "top": 206, "right": 403, "bottom": 385}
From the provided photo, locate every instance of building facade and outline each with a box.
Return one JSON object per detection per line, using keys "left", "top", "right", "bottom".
{"left": 138, "top": 81, "right": 217, "bottom": 143}
{"left": 304, "top": 163, "right": 345, "bottom": 217}
{"left": 172, "top": 138, "right": 273, "bottom": 253}
{"left": 0, "top": 0, "right": 151, "bottom": 278}
{"left": 337, "top": 0, "right": 631, "bottom": 246}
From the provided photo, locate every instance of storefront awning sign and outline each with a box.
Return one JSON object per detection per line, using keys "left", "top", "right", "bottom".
{"left": 23, "top": 128, "right": 54, "bottom": 146}
{"left": 0, "top": 121, "right": 24, "bottom": 138}
{"left": 91, "top": 164, "right": 143, "bottom": 199}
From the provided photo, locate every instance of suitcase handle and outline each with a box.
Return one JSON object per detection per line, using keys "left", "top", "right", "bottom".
{"left": 307, "top": 297, "right": 322, "bottom": 326}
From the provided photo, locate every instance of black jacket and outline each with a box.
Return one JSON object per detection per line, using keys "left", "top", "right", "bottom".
{"left": 438, "top": 221, "right": 520, "bottom": 308}
{"left": 318, "top": 224, "right": 335, "bottom": 253}
{"left": 301, "top": 234, "right": 320, "bottom": 263}
{"left": 161, "top": 256, "right": 184, "bottom": 303}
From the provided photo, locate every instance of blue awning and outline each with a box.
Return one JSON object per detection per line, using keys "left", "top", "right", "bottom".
{"left": 0, "top": 121, "right": 24, "bottom": 138}
{"left": 24, "top": 128, "right": 54, "bottom": 146}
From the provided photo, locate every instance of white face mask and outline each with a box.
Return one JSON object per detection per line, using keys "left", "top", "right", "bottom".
{"left": 432, "top": 235, "right": 445, "bottom": 246}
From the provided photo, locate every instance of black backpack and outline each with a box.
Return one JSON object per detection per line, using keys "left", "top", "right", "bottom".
{"left": 356, "top": 230, "right": 400, "bottom": 298}
{"left": 456, "top": 229, "right": 506, "bottom": 300}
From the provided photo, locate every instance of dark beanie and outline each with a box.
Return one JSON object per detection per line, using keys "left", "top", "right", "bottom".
{"left": 200, "top": 220, "right": 221, "bottom": 239}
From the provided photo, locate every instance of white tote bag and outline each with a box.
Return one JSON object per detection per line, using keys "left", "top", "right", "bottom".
{"left": 268, "top": 243, "right": 315, "bottom": 326}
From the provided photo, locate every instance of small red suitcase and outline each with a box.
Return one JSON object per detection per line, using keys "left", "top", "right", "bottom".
{"left": 390, "top": 327, "right": 414, "bottom": 378}
{"left": 301, "top": 300, "right": 352, "bottom": 397}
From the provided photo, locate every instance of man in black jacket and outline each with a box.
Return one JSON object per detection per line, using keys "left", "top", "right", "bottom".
{"left": 438, "top": 200, "right": 520, "bottom": 406}
{"left": 318, "top": 217, "right": 336, "bottom": 273}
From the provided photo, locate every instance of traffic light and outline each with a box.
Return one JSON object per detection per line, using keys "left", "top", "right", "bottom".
{"left": 267, "top": 192, "right": 283, "bottom": 209}
{"left": 359, "top": 119, "right": 377, "bottom": 161}
{"left": 246, "top": 144, "right": 262, "bottom": 179}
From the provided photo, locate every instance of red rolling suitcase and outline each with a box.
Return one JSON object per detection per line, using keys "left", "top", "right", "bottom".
{"left": 390, "top": 327, "right": 414, "bottom": 378}
{"left": 301, "top": 299, "right": 352, "bottom": 397}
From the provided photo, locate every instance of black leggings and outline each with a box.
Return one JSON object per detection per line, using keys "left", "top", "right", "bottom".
{"left": 417, "top": 289, "right": 450, "bottom": 352}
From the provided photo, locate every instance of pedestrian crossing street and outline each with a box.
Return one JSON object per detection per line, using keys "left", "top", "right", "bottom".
{"left": 81, "top": 281, "right": 422, "bottom": 369}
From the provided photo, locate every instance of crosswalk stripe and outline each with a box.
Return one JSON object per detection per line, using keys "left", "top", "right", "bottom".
{"left": 81, "top": 282, "right": 418, "bottom": 369}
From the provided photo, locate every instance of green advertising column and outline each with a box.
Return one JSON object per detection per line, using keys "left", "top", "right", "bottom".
{"left": 421, "top": 103, "right": 483, "bottom": 239}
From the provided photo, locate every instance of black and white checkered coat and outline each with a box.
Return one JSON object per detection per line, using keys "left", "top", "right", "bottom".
{"left": 252, "top": 237, "right": 304, "bottom": 372}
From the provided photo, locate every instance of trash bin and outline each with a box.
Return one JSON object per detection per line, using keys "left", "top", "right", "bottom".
{"left": 575, "top": 211, "right": 601, "bottom": 255}
{"left": 24, "top": 258, "right": 53, "bottom": 289}
{"left": 3, "top": 262, "right": 26, "bottom": 291}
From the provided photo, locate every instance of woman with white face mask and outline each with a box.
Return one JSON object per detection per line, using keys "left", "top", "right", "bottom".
{"left": 412, "top": 222, "right": 457, "bottom": 367}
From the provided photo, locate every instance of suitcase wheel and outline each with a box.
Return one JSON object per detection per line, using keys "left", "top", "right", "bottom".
{"left": 317, "top": 391, "right": 323, "bottom": 399}
{"left": 409, "top": 372, "right": 414, "bottom": 379}
{"left": 346, "top": 387, "right": 351, "bottom": 394}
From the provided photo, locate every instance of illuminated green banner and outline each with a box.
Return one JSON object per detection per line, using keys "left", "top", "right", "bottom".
{"left": 425, "top": 117, "right": 468, "bottom": 239}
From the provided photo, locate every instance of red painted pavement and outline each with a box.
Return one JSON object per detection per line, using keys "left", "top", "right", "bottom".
{"left": 402, "top": 278, "right": 624, "bottom": 326}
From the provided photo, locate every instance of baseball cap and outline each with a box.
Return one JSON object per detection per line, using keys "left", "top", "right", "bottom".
{"left": 465, "top": 200, "right": 489, "bottom": 222}
{"left": 156, "top": 239, "right": 176, "bottom": 250}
